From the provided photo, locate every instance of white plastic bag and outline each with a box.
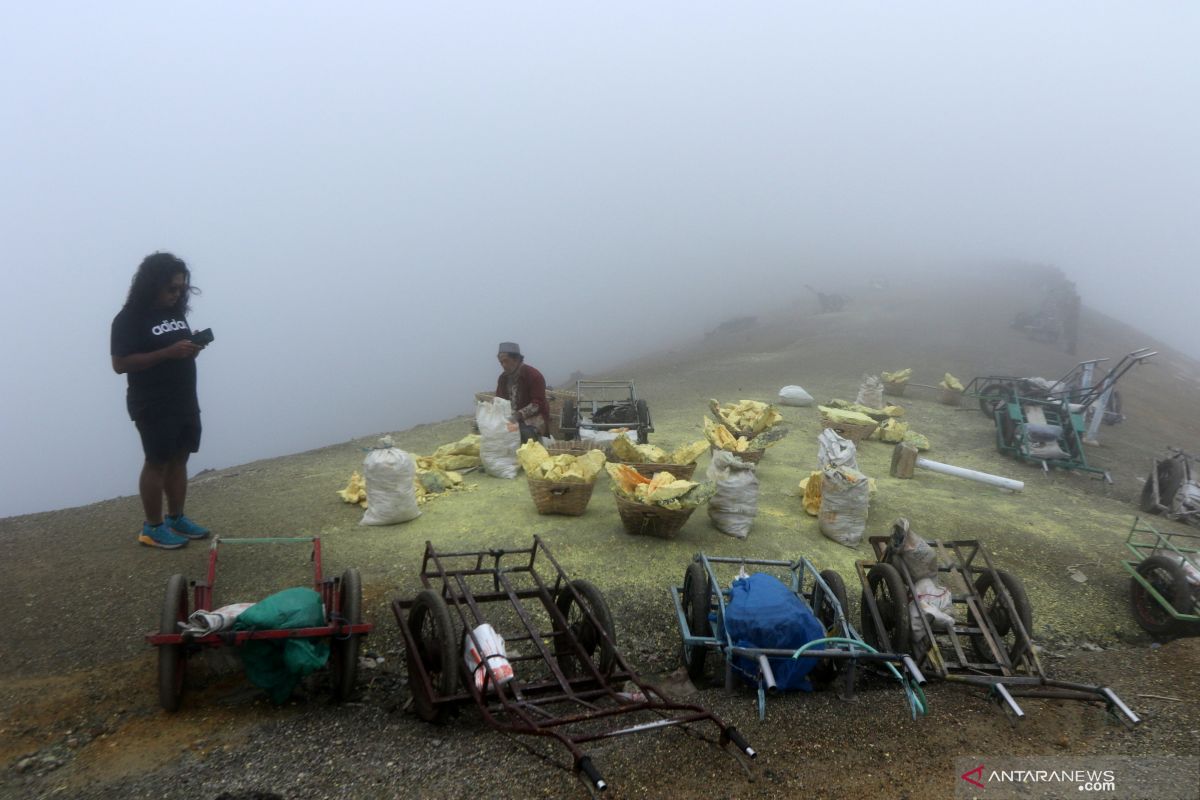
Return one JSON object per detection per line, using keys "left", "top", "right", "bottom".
{"left": 361, "top": 436, "right": 421, "bottom": 525}
{"left": 706, "top": 449, "right": 759, "bottom": 539}
{"left": 817, "top": 428, "right": 858, "bottom": 470}
{"left": 777, "top": 385, "right": 814, "bottom": 407}
{"left": 909, "top": 577, "right": 954, "bottom": 641}
{"left": 895, "top": 519, "right": 939, "bottom": 581}
{"left": 818, "top": 466, "right": 869, "bottom": 547}
{"left": 462, "top": 623, "right": 514, "bottom": 691}
{"left": 476, "top": 398, "right": 521, "bottom": 479}
{"left": 179, "top": 603, "right": 254, "bottom": 636}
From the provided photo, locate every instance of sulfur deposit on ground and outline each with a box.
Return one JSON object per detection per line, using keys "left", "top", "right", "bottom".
{"left": 2, "top": 272, "right": 1199, "bottom": 799}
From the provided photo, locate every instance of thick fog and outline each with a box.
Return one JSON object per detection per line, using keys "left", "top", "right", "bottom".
{"left": 1, "top": 3, "right": 1197, "bottom": 518}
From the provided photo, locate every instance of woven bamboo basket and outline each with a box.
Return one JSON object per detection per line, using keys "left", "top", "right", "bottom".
{"left": 940, "top": 388, "right": 963, "bottom": 407}
{"left": 614, "top": 494, "right": 698, "bottom": 539}
{"left": 882, "top": 381, "right": 907, "bottom": 397}
{"left": 527, "top": 477, "right": 596, "bottom": 516}
{"left": 710, "top": 446, "right": 764, "bottom": 465}
{"left": 820, "top": 418, "right": 879, "bottom": 443}
{"left": 620, "top": 461, "right": 697, "bottom": 480}
{"left": 546, "top": 440, "right": 612, "bottom": 460}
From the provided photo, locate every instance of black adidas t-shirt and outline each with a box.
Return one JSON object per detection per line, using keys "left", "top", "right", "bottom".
{"left": 110, "top": 306, "right": 200, "bottom": 420}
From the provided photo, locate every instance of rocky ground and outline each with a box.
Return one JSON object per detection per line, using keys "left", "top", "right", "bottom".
{"left": 3, "top": 272, "right": 1199, "bottom": 799}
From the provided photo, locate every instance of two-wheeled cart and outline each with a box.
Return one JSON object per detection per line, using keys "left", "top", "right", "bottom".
{"left": 1140, "top": 449, "right": 1200, "bottom": 527}
{"left": 392, "top": 536, "right": 755, "bottom": 796}
{"left": 671, "top": 553, "right": 928, "bottom": 721}
{"left": 856, "top": 523, "right": 1140, "bottom": 725}
{"left": 144, "top": 536, "right": 372, "bottom": 711}
{"left": 966, "top": 349, "right": 1155, "bottom": 453}
{"left": 560, "top": 380, "right": 653, "bottom": 444}
{"left": 1124, "top": 516, "right": 1200, "bottom": 637}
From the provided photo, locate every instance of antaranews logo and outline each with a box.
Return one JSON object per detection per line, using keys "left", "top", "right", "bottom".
{"left": 960, "top": 763, "right": 1115, "bottom": 792}
{"left": 151, "top": 319, "right": 188, "bottom": 336}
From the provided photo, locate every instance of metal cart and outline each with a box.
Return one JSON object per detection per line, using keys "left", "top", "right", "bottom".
{"left": 856, "top": 523, "right": 1140, "bottom": 725}
{"left": 392, "top": 536, "right": 755, "bottom": 796}
{"left": 671, "top": 553, "right": 928, "bottom": 721}
{"left": 145, "top": 536, "right": 372, "bottom": 711}
{"left": 560, "top": 380, "right": 653, "bottom": 444}
{"left": 1139, "top": 449, "right": 1200, "bottom": 526}
{"left": 1123, "top": 516, "right": 1200, "bottom": 637}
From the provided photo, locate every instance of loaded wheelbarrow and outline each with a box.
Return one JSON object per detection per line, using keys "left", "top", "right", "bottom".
{"left": 144, "top": 536, "right": 372, "bottom": 711}
{"left": 559, "top": 380, "right": 653, "bottom": 444}
{"left": 1124, "top": 516, "right": 1200, "bottom": 637}
{"left": 672, "top": 553, "right": 929, "bottom": 721}
{"left": 392, "top": 536, "right": 755, "bottom": 796}
{"left": 856, "top": 521, "right": 1140, "bottom": 725}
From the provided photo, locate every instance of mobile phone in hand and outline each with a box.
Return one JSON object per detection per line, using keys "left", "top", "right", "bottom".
{"left": 190, "top": 328, "right": 214, "bottom": 346}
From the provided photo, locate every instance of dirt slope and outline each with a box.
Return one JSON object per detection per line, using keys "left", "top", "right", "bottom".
{"left": 2, "top": 270, "right": 1198, "bottom": 799}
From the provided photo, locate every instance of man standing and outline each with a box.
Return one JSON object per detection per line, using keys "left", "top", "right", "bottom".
{"left": 111, "top": 252, "right": 211, "bottom": 549}
{"left": 496, "top": 342, "right": 550, "bottom": 443}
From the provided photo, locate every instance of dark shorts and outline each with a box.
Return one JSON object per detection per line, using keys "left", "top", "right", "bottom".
{"left": 135, "top": 414, "right": 202, "bottom": 464}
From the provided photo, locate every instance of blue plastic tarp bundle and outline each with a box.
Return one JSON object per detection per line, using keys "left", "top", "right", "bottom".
{"left": 721, "top": 572, "right": 825, "bottom": 691}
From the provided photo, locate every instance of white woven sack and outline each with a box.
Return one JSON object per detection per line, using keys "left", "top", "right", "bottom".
{"left": 706, "top": 449, "right": 759, "bottom": 539}
{"left": 476, "top": 397, "right": 520, "bottom": 479}
{"left": 778, "top": 385, "right": 814, "bottom": 407}
{"left": 361, "top": 436, "right": 421, "bottom": 525}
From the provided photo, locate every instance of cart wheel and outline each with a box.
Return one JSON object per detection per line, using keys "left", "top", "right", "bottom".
{"left": 970, "top": 570, "right": 1033, "bottom": 664}
{"left": 809, "top": 570, "right": 850, "bottom": 684}
{"left": 554, "top": 580, "right": 616, "bottom": 678}
{"left": 813, "top": 570, "right": 850, "bottom": 637}
{"left": 330, "top": 568, "right": 362, "bottom": 702}
{"left": 158, "top": 574, "right": 188, "bottom": 712}
{"left": 680, "top": 562, "right": 712, "bottom": 681}
{"left": 406, "top": 589, "right": 458, "bottom": 722}
{"left": 860, "top": 563, "right": 910, "bottom": 655}
{"left": 1139, "top": 471, "right": 1160, "bottom": 513}
{"left": 1129, "top": 555, "right": 1192, "bottom": 637}
{"left": 1157, "top": 458, "right": 1186, "bottom": 512}
{"left": 978, "top": 383, "right": 1009, "bottom": 418}
{"left": 635, "top": 399, "right": 651, "bottom": 444}
{"left": 560, "top": 399, "right": 579, "bottom": 440}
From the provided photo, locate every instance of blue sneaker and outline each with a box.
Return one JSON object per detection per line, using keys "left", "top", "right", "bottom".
{"left": 166, "top": 514, "right": 210, "bottom": 540}
{"left": 139, "top": 522, "right": 188, "bottom": 549}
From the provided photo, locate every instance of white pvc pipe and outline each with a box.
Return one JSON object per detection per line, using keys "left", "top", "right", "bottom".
{"left": 915, "top": 457, "right": 1024, "bottom": 492}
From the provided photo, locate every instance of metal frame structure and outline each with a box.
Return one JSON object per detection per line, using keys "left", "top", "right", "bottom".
{"left": 857, "top": 535, "right": 1139, "bottom": 725}
{"left": 671, "top": 553, "right": 927, "bottom": 721}
{"left": 393, "top": 536, "right": 754, "bottom": 796}
{"left": 560, "top": 380, "right": 653, "bottom": 444}
{"left": 145, "top": 536, "right": 372, "bottom": 711}
{"left": 1123, "top": 516, "right": 1200, "bottom": 630}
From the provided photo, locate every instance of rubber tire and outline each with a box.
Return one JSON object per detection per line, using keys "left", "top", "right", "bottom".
{"left": 978, "top": 383, "right": 1009, "bottom": 418}
{"left": 680, "top": 562, "right": 712, "bottom": 681}
{"left": 560, "top": 399, "right": 579, "bottom": 440}
{"left": 860, "top": 563, "right": 911, "bottom": 655}
{"left": 1137, "top": 472, "right": 1156, "bottom": 515}
{"left": 330, "top": 568, "right": 362, "bottom": 702}
{"left": 406, "top": 589, "right": 457, "bottom": 722}
{"left": 554, "top": 580, "right": 617, "bottom": 678}
{"left": 1129, "top": 555, "right": 1192, "bottom": 637}
{"left": 635, "top": 399, "right": 651, "bottom": 444}
{"left": 1158, "top": 458, "right": 1186, "bottom": 513}
{"left": 809, "top": 569, "right": 850, "bottom": 684}
{"left": 970, "top": 570, "right": 1033, "bottom": 664}
{"left": 158, "top": 574, "right": 188, "bottom": 712}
